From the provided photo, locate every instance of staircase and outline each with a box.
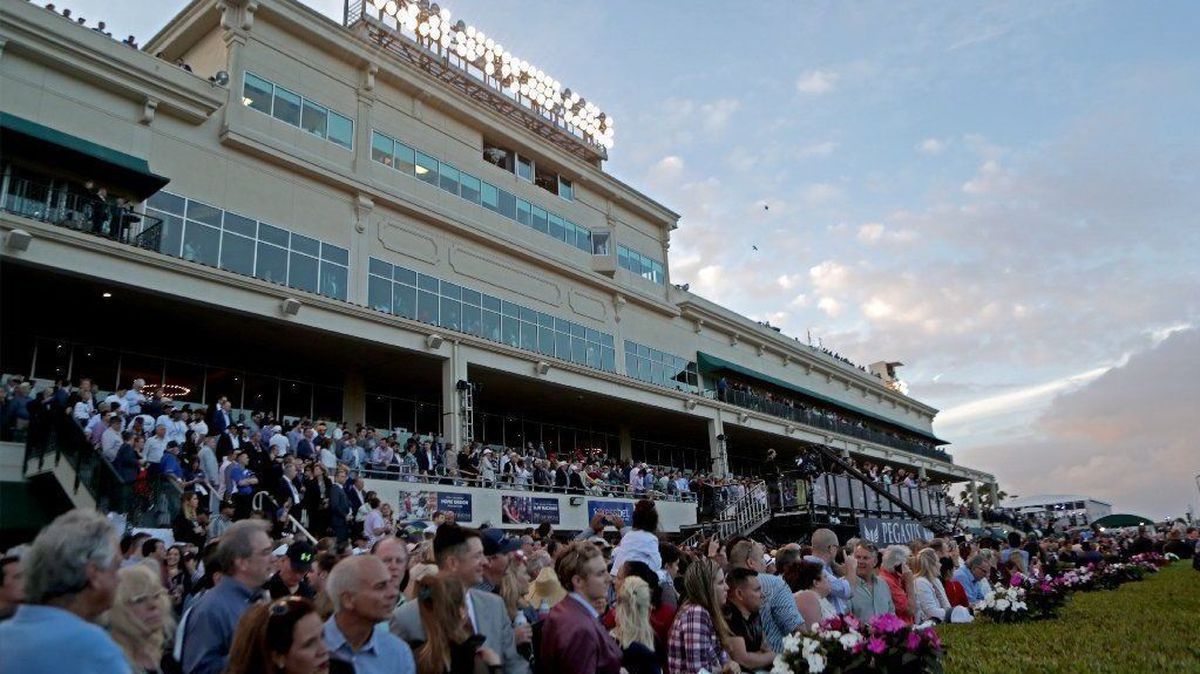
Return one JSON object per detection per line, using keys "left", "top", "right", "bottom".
{"left": 680, "top": 480, "right": 771, "bottom": 547}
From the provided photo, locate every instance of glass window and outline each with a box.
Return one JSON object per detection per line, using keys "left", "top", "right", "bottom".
{"left": 279, "top": 380, "right": 312, "bottom": 419}
{"left": 221, "top": 212, "right": 255, "bottom": 237}
{"left": 591, "top": 231, "right": 610, "bottom": 255}
{"left": 313, "top": 385, "right": 343, "bottom": 422}
{"left": 516, "top": 199, "right": 531, "bottom": 226}
{"left": 438, "top": 163, "right": 460, "bottom": 196}
{"left": 462, "top": 304, "right": 482, "bottom": 336}
{"left": 519, "top": 306, "right": 537, "bottom": 323}
{"left": 497, "top": 188, "right": 516, "bottom": 220}
{"left": 531, "top": 205, "right": 548, "bottom": 233}
{"left": 538, "top": 327, "right": 555, "bottom": 356}
{"left": 415, "top": 151, "right": 438, "bottom": 185}
{"left": 182, "top": 221, "right": 220, "bottom": 266}
{"left": 574, "top": 225, "right": 591, "bottom": 253}
{"left": 243, "top": 73, "right": 274, "bottom": 114}
{"left": 393, "top": 266, "right": 417, "bottom": 286}
{"left": 290, "top": 233, "right": 320, "bottom": 256}
{"left": 482, "top": 295, "right": 501, "bottom": 311}
{"left": 462, "top": 289, "right": 481, "bottom": 306}
{"left": 255, "top": 242, "right": 288, "bottom": 283}
{"left": 601, "top": 348, "right": 615, "bottom": 372}
{"left": 559, "top": 177, "right": 574, "bottom": 201}
{"left": 288, "top": 252, "right": 319, "bottom": 293}
{"left": 548, "top": 213, "right": 565, "bottom": 241}
{"left": 440, "top": 282, "right": 462, "bottom": 300}
{"left": 259, "top": 222, "right": 289, "bottom": 247}
{"left": 651, "top": 260, "right": 665, "bottom": 284}
{"left": 483, "top": 145, "right": 512, "bottom": 171}
{"left": 482, "top": 310, "right": 501, "bottom": 341}
{"left": 417, "top": 274, "right": 439, "bottom": 293}
{"left": 327, "top": 111, "right": 353, "bottom": 150}
{"left": 371, "top": 132, "right": 394, "bottom": 167}
{"left": 534, "top": 165, "right": 558, "bottom": 194}
{"left": 481, "top": 182, "right": 500, "bottom": 212}
{"left": 321, "top": 243, "right": 349, "bottom": 266}
{"left": 460, "top": 173, "right": 481, "bottom": 204}
{"left": 572, "top": 337, "right": 587, "bottom": 364}
{"left": 219, "top": 231, "right": 255, "bottom": 275}
{"left": 242, "top": 374, "right": 277, "bottom": 416}
{"left": 417, "top": 290, "right": 438, "bottom": 324}
{"left": 394, "top": 143, "right": 415, "bottom": 175}
{"left": 369, "top": 257, "right": 393, "bottom": 278}
{"left": 617, "top": 246, "right": 630, "bottom": 270}
{"left": 301, "top": 99, "right": 328, "bottom": 138}
{"left": 516, "top": 155, "right": 533, "bottom": 181}
{"left": 33, "top": 338, "right": 70, "bottom": 381}
{"left": 393, "top": 283, "right": 417, "bottom": 318}
{"left": 272, "top": 86, "right": 302, "bottom": 126}
{"left": 368, "top": 274, "right": 392, "bottom": 312}
{"left": 520, "top": 321, "right": 537, "bottom": 351}
{"left": 151, "top": 211, "right": 184, "bottom": 257}
{"left": 501, "top": 300, "right": 519, "bottom": 318}
{"left": 147, "top": 191, "right": 185, "bottom": 216}
{"left": 186, "top": 200, "right": 222, "bottom": 227}
{"left": 556, "top": 331, "right": 571, "bottom": 359}
{"left": 441, "top": 297, "right": 461, "bottom": 331}
{"left": 502, "top": 315, "right": 520, "bottom": 347}
{"left": 320, "top": 262, "right": 347, "bottom": 300}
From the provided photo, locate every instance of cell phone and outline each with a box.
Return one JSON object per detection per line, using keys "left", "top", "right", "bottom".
{"left": 465, "top": 634, "right": 487, "bottom": 650}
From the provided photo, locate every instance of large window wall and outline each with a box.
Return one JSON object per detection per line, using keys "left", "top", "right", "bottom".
{"left": 617, "top": 245, "right": 665, "bottom": 285}
{"left": 368, "top": 257, "right": 617, "bottom": 372}
{"left": 242, "top": 72, "right": 354, "bottom": 150}
{"left": 624, "top": 340, "right": 699, "bottom": 394}
{"left": 145, "top": 191, "right": 349, "bottom": 301}
{"left": 371, "top": 130, "right": 600, "bottom": 255}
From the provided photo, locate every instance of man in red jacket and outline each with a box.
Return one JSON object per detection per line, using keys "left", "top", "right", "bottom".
{"left": 539, "top": 542, "right": 623, "bottom": 674}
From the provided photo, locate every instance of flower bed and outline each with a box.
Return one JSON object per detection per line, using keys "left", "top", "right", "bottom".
{"left": 772, "top": 613, "right": 944, "bottom": 673}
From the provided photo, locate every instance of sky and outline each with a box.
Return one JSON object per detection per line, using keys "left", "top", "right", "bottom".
{"left": 69, "top": 0, "right": 1200, "bottom": 519}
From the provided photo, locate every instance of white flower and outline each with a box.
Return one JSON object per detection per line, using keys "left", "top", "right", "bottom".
{"left": 781, "top": 634, "right": 802, "bottom": 654}
{"left": 803, "top": 637, "right": 821, "bottom": 655}
{"left": 1013, "top": 602, "right": 1027, "bottom": 611}
{"left": 838, "top": 632, "right": 863, "bottom": 650}
{"left": 995, "top": 599, "right": 1010, "bottom": 611}
{"left": 984, "top": 592, "right": 996, "bottom": 602}
{"left": 770, "top": 656, "right": 790, "bottom": 674}
{"left": 819, "top": 630, "right": 842, "bottom": 641}
{"left": 805, "top": 652, "right": 827, "bottom": 673}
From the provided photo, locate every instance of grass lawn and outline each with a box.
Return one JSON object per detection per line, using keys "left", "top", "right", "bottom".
{"left": 938, "top": 562, "right": 1200, "bottom": 673}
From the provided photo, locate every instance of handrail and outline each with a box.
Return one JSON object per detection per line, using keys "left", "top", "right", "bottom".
{"left": 357, "top": 465, "right": 698, "bottom": 502}
{"left": 2, "top": 175, "right": 164, "bottom": 251}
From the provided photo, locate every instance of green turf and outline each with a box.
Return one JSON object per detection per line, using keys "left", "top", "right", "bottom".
{"left": 938, "top": 563, "right": 1200, "bottom": 673}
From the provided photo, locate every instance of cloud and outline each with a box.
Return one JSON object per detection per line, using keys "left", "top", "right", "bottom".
{"left": 962, "top": 159, "right": 1012, "bottom": 195}
{"left": 917, "top": 138, "right": 947, "bottom": 155}
{"left": 699, "top": 98, "right": 741, "bottom": 132}
{"left": 809, "top": 260, "right": 849, "bottom": 292}
{"left": 796, "top": 69, "right": 839, "bottom": 94}
{"left": 817, "top": 297, "right": 842, "bottom": 316}
{"left": 647, "top": 155, "right": 685, "bottom": 183}
{"left": 798, "top": 141, "right": 839, "bottom": 158}
{"left": 856, "top": 222, "right": 918, "bottom": 245}
{"left": 802, "top": 182, "right": 844, "bottom": 205}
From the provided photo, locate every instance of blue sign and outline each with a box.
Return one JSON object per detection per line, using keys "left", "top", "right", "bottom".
{"left": 501, "top": 496, "right": 560, "bottom": 524}
{"left": 437, "top": 493, "right": 473, "bottom": 522}
{"left": 587, "top": 500, "right": 633, "bottom": 524}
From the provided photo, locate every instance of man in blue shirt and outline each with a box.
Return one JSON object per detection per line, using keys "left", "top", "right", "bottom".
{"left": 952, "top": 554, "right": 991, "bottom": 605}
{"left": 804, "top": 528, "right": 854, "bottom": 614}
{"left": 324, "top": 555, "right": 416, "bottom": 674}
{"left": 0, "top": 509, "right": 128, "bottom": 673}
{"left": 182, "top": 520, "right": 274, "bottom": 674}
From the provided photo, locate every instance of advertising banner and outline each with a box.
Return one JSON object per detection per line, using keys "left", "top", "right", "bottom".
{"left": 587, "top": 500, "right": 633, "bottom": 524}
{"left": 501, "top": 495, "right": 561, "bottom": 524}
{"left": 858, "top": 517, "right": 934, "bottom": 547}
{"left": 396, "top": 491, "right": 473, "bottom": 522}
{"left": 437, "top": 493, "right": 473, "bottom": 522}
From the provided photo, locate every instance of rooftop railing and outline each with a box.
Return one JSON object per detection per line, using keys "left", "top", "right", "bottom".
{"left": 1, "top": 175, "right": 163, "bottom": 251}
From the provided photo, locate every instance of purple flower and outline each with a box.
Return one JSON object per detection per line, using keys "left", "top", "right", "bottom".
{"left": 905, "top": 631, "right": 923, "bottom": 651}
{"left": 843, "top": 613, "right": 861, "bottom": 631}
{"left": 867, "top": 637, "right": 887, "bottom": 655}
{"left": 870, "top": 613, "right": 906, "bottom": 634}
{"left": 1009, "top": 573, "right": 1024, "bottom": 587}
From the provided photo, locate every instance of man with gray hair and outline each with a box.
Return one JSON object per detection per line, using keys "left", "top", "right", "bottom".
{"left": 952, "top": 552, "right": 991, "bottom": 606}
{"left": 0, "top": 509, "right": 127, "bottom": 672}
{"left": 182, "top": 519, "right": 273, "bottom": 674}
{"left": 803, "top": 528, "right": 854, "bottom": 614}
{"left": 325, "top": 555, "right": 416, "bottom": 674}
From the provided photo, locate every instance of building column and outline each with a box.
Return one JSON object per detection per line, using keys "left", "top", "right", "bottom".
{"left": 918, "top": 466, "right": 928, "bottom": 480}
{"left": 969, "top": 480, "right": 981, "bottom": 515}
{"left": 987, "top": 482, "right": 1000, "bottom": 508}
{"left": 618, "top": 424, "right": 632, "bottom": 462}
{"left": 707, "top": 414, "right": 728, "bottom": 477}
{"left": 342, "top": 369, "right": 365, "bottom": 426}
{"left": 441, "top": 342, "right": 469, "bottom": 450}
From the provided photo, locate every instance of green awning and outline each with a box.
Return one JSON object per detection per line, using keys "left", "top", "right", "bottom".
{"left": 698, "top": 351, "right": 947, "bottom": 444}
{"left": 0, "top": 112, "right": 169, "bottom": 199}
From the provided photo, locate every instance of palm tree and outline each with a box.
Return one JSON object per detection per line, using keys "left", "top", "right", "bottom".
{"left": 958, "top": 484, "right": 1015, "bottom": 509}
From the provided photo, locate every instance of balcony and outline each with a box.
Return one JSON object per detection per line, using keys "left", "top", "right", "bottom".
{"left": 1, "top": 174, "right": 163, "bottom": 252}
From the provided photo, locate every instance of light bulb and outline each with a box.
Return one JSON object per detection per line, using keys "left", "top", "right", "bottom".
{"left": 484, "top": 62, "right": 495, "bottom": 75}
{"left": 484, "top": 38, "right": 495, "bottom": 50}
{"left": 417, "top": 22, "right": 430, "bottom": 36}
{"left": 439, "top": 7, "right": 450, "bottom": 21}
{"left": 455, "top": 44, "right": 467, "bottom": 57}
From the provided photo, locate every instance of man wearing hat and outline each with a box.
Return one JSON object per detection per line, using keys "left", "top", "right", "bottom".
{"left": 266, "top": 541, "right": 317, "bottom": 599}
{"left": 476, "top": 528, "right": 521, "bottom": 595}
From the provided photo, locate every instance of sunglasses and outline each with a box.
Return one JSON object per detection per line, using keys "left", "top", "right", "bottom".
{"left": 270, "top": 596, "right": 309, "bottom": 616}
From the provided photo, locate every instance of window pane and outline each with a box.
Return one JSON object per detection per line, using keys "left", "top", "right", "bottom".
{"left": 481, "top": 182, "right": 500, "bottom": 212}
{"left": 516, "top": 155, "right": 533, "bottom": 181}
{"left": 220, "top": 232, "right": 255, "bottom": 275}
{"left": 368, "top": 274, "right": 392, "bottom": 312}
{"left": 591, "top": 231, "right": 610, "bottom": 255}
{"left": 243, "top": 374, "right": 277, "bottom": 417}
{"left": 440, "top": 282, "right": 462, "bottom": 300}
{"left": 462, "top": 304, "right": 482, "bottom": 336}
{"left": 259, "top": 222, "right": 289, "bottom": 247}
{"left": 415, "top": 151, "right": 438, "bottom": 185}
{"left": 531, "top": 206, "right": 548, "bottom": 233}
{"left": 72, "top": 345, "right": 119, "bottom": 391}
{"left": 186, "top": 200, "right": 222, "bottom": 227}
{"left": 33, "top": 338, "right": 70, "bottom": 381}
{"left": 502, "top": 315, "right": 520, "bottom": 348}
{"left": 255, "top": 242, "right": 288, "bottom": 284}
{"left": 393, "top": 266, "right": 417, "bottom": 285}
{"left": 288, "top": 253, "right": 319, "bottom": 293}
{"left": 290, "top": 233, "right": 320, "bottom": 256}
{"left": 243, "top": 73, "right": 273, "bottom": 114}
{"left": 393, "top": 284, "right": 417, "bottom": 318}
{"left": 572, "top": 337, "right": 587, "bottom": 364}
{"left": 369, "top": 257, "right": 392, "bottom": 278}
{"left": 516, "top": 199, "right": 531, "bottom": 226}
{"left": 152, "top": 211, "right": 184, "bottom": 256}
{"left": 548, "top": 213, "right": 566, "bottom": 241}
{"left": 371, "top": 132, "right": 394, "bottom": 167}
{"left": 601, "top": 347, "right": 615, "bottom": 372}
{"left": 321, "top": 243, "right": 349, "bottom": 266}
{"left": 617, "top": 246, "right": 629, "bottom": 270}
{"left": 539, "top": 327, "right": 555, "bottom": 356}
{"left": 482, "top": 294, "right": 501, "bottom": 311}
{"left": 460, "top": 173, "right": 481, "bottom": 204}
{"left": 273, "top": 86, "right": 302, "bottom": 126}
{"left": 438, "top": 163, "right": 460, "bottom": 196}
{"left": 394, "top": 143, "right": 416, "bottom": 175}
{"left": 313, "top": 386, "right": 343, "bottom": 422}
{"left": 556, "top": 332, "right": 571, "bottom": 359}
{"left": 441, "top": 298, "right": 462, "bottom": 331}
{"left": 328, "top": 111, "right": 353, "bottom": 149}
{"left": 279, "top": 380, "right": 312, "bottom": 420}
{"left": 182, "top": 221, "right": 220, "bottom": 265}
{"left": 417, "top": 290, "right": 439, "bottom": 324}
{"left": 574, "top": 226, "right": 591, "bottom": 253}
{"left": 320, "top": 262, "right": 347, "bottom": 300}
{"left": 417, "top": 274, "right": 439, "bottom": 293}
{"left": 301, "top": 99, "right": 328, "bottom": 138}
{"left": 497, "top": 189, "right": 516, "bottom": 220}
{"left": 559, "top": 177, "right": 574, "bottom": 201}
{"left": 482, "top": 310, "right": 500, "bottom": 341}
{"left": 147, "top": 191, "right": 185, "bottom": 215}
{"left": 520, "top": 321, "right": 537, "bottom": 351}
{"left": 462, "top": 288, "right": 481, "bottom": 306}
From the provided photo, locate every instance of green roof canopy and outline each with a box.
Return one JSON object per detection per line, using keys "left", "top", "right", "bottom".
{"left": 697, "top": 351, "right": 947, "bottom": 445}
{"left": 0, "top": 113, "right": 169, "bottom": 200}
{"left": 1091, "top": 514, "right": 1155, "bottom": 529}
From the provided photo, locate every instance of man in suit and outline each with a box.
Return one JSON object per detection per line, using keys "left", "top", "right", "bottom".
{"left": 390, "top": 524, "right": 528, "bottom": 674}
{"left": 539, "top": 541, "right": 622, "bottom": 674}
{"left": 208, "top": 398, "right": 232, "bottom": 437}
{"left": 414, "top": 440, "right": 438, "bottom": 476}
{"left": 276, "top": 462, "right": 304, "bottom": 519}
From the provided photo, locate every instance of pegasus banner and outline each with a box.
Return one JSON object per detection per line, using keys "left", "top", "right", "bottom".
{"left": 858, "top": 517, "right": 934, "bottom": 547}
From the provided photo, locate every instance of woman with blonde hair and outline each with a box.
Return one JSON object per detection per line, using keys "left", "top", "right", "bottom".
{"left": 667, "top": 557, "right": 739, "bottom": 674}
{"left": 612, "top": 576, "right": 661, "bottom": 674}
{"left": 413, "top": 574, "right": 501, "bottom": 674}
{"left": 107, "top": 563, "right": 176, "bottom": 673}
{"left": 913, "top": 548, "right": 952, "bottom": 623}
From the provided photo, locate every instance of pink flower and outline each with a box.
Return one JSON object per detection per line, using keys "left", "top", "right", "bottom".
{"left": 905, "top": 631, "right": 922, "bottom": 651}
{"left": 1009, "top": 573, "right": 1024, "bottom": 587}
{"left": 927, "top": 630, "right": 943, "bottom": 650}
{"left": 867, "top": 637, "right": 887, "bottom": 655}
{"left": 843, "top": 614, "right": 861, "bottom": 631}
{"left": 870, "top": 613, "right": 906, "bottom": 634}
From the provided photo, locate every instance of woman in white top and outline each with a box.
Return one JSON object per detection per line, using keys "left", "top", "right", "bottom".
{"left": 790, "top": 559, "right": 838, "bottom": 629}
{"left": 913, "top": 548, "right": 952, "bottom": 623}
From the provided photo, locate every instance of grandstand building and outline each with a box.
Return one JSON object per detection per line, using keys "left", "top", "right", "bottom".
{"left": 0, "top": 0, "right": 996, "bottom": 540}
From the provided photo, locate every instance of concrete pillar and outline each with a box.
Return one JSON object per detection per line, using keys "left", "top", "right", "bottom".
{"left": 441, "top": 342, "right": 469, "bottom": 450}
{"left": 707, "top": 414, "right": 728, "bottom": 477}
{"left": 969, "top": 480, "right": 981, "bottom": 515}
{"left": 342, "top": 369, "right": 365, "bottom": 426}
{"left": 618, "top": 424, "right": 633, "bottom": 462}
{"left": 918, "top": 466, "right": 928, "bottom": 480}
{"left": 987, "top": 482, "right": 1000, "bottom": 508}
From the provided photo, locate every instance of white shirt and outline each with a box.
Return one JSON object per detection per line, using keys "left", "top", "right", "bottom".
{"left": 123, "top": 389, "right": 145, "bottom": 414}
{"left": 72, "top": 399, "right": 95, "bottom": 421}
{"left": 190, "top": 419, "right": 208, "bottom": 437}
{"left": 145, "top": 435, "right": 169, "bottom": 464}
{"left": 166, "top": 419, "right": 188, "bottom": 445}
{"left": 269, "top": 433, "right": 290, "bottom": 457}
{"left": 101, "top": 427, "right": 123, "bottom": 462}
{"left": 104, "top": 394, "right": 127, "bottom": 414}
{"left": 320, "top": 447, "right": 338, "bottom": 470}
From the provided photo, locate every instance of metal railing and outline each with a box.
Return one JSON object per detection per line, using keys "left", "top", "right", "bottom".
{"left": 709, "top": 388, "right": 952, "bottom": 464}
{"left": 2, "top": 175, "right": 164, "bottom": 251}
{"left": 680, "top": 479, "right": 771, "bottom": 547}
{"left": 356, "top": 464, "right": 698, "bottom": 502}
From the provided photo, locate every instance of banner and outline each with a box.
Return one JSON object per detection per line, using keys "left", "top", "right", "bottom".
{"left": 858, "top": 517, "right": 934, "bottom": 547}
{"left": 501, "top": 495, "right": 560, "bottom": 524}
{"left": 587, "top": 500, "right": 633, "bottom": 524}
{"left": 436, "top": 493, "right": 473, "bottom": 522}
{"left": 396, "top": 491, "right": 473, "bottom": 522}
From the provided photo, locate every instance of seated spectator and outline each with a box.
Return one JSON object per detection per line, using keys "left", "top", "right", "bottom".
{"left": 0, "top": 509, "right": 128, "bottom": 672}
{"left": 723, "top": 567, "right": 773, "bottom": 671}
{"left": 848, "top": 542, "right": 894, "bottom": 623}
{"left": 667, "top": 557, "right": 738, "bottom": 674}
{"left": 226, "top": 597, "right": 334, "bottom": 674}
{"left": 952, "top": 553, "right": 990, "bottom": 606}
{"left": 912, "top": 549, "right": 952, "bottom": 623}
{"left": 879, "top": 545, "right": 917, "bottom": 624}
{"left": 940, "top": 557, "right": 969, "bottom": 608}
{"left": 540, "top": 541, "right": 622, "bottom": 674}
{"left": 107, "top": 564, "right": 176, "bottom": 673}
{"left": 786, "top": 560, "right": 836, "bottom": 629}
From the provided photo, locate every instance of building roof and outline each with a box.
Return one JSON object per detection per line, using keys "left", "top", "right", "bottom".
{"left": 1005, "top": 494, "right": 1112, "bottom": 508}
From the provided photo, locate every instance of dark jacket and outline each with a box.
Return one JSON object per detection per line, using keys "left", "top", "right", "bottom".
{"left": 113, "top": 442, "right": 141, "bottom": 483}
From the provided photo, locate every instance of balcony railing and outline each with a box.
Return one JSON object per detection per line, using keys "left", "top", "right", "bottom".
{"left": 1, "top": 175, "right": 163, "bottom": 251}
{"left": 709, "top": 388, "right": 953, "bottom": 464}
{"left": 358, "top": 465, "right": 698, "bottom": 503}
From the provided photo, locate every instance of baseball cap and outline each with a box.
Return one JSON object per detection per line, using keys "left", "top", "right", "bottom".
{"left": 480, "top": 528, "right": 521, "bottom": 556}
{"left": 286, "top": 541, "right": 316, "bottom": 572}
